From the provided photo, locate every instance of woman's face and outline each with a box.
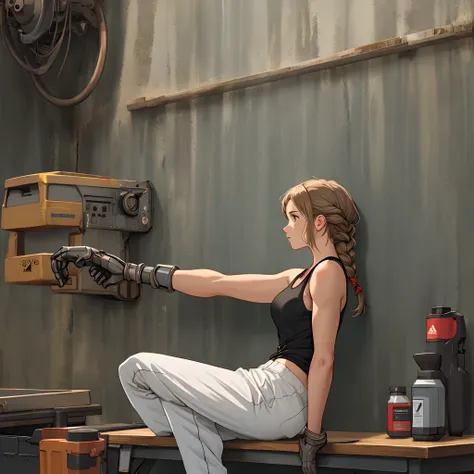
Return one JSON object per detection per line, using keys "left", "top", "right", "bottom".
{"left": 283, "top": 200, "right": 307, "bottom": 250}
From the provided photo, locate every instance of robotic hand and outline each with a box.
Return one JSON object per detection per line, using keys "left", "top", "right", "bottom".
{"left": 51, "top": 246, "right": 126, "bottom": 288}
{"left": 50, "top": 246, "right": 179, "bottom": 291}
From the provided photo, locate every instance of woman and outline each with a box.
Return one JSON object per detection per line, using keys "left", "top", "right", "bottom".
{"left": 50, "top": 178, "right": 366, "bottom": 474}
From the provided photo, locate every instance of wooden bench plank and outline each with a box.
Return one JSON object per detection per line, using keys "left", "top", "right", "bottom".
{"left": 100, "top": 428, "right": 474, "bottom": 459}
{"left": 101, "top": 428, "right": 356, "bottom": 452}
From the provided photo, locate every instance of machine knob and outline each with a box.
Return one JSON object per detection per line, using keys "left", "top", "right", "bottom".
{"left": 120, "top": 192, "right": 139, "bottom": 216}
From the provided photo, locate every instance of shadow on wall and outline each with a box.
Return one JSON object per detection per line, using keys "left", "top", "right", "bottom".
{"left": 323, "top": 206, "right": 375, "bottom": 432}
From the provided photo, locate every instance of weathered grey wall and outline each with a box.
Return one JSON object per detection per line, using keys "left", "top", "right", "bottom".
{"left": 0, "top": 37, "right": 76, "bottom": 386}
{"left": 2, "top": 1, "right": 474, "bottom": 472}
{"left": 70, "top": 0, "right": 474, "bottom": 431}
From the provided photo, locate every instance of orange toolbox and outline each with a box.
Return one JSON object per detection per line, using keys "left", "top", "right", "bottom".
{"left": 39, "top": 427, "right": 105, "bottom": 474}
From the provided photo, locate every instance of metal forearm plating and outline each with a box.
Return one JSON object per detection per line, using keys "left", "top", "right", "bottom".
{"left": 124, "top": 263, "right": 179, "bottom": 292}
{"left": 51, "top": 246, "right": 179, "bottom": 292}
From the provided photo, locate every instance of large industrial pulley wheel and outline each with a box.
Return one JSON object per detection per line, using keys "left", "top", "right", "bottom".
{"left": 0, "top": 0, "right": 108, "bottom": 107}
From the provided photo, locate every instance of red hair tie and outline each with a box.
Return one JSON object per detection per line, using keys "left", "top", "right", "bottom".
{"left": 350, "top": 276, "right": 362, "bottom": 295}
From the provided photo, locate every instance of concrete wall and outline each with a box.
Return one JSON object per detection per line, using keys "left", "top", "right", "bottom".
{"left": 2, "top": 1, "right": 474, "bottom": 472}
{"left": 71, "top": 0, "right": 474, "bottom": 430}
{"left": 0, "top": 35, "right": 76, "bottom": 386}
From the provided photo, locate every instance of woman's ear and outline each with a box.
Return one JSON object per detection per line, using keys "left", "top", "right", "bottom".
{"left": 314, "top": 214, "right": 326, "bottom": 231}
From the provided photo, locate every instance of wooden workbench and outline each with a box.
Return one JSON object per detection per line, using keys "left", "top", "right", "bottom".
{"left": 101, "top": 427, "right": 474, "bottom": 473}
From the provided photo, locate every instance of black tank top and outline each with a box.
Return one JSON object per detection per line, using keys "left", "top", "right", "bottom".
{"left": 268, "top": 256, "right": 347, "bottom": 375}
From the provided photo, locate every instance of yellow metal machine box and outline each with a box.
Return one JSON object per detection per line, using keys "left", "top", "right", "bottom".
{"left": 1, "top": 171, "right": 153, "bottom": 300}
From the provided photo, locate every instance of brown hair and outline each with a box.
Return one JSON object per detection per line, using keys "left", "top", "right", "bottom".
{"left": 281, "top": 178, "right": 365, "bottom": 316}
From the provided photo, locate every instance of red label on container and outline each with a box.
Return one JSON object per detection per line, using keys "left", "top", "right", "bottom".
{"left": 426, "top": 317, "right": 456, "bottom": 341}
{"left": 388, "top": 403, "right": 411, "bottom": 433}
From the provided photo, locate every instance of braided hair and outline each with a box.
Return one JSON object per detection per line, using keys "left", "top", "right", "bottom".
{"left": 281, "top": 178, "right": 365, "bottom": 316}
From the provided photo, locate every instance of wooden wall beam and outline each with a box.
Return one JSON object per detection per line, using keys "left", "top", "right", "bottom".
{"left": 127, "top": 21, "right": 474, "bottom": 112}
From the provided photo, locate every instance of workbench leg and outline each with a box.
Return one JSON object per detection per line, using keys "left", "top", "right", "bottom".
{"left": 118, "top": 445, "right": 133, "bottom": 472}
{"left": 103, "top": 445, "right": 120, "bottom": 474}
{"left": 407, "top": 459, "right": 422, "bottom": 474}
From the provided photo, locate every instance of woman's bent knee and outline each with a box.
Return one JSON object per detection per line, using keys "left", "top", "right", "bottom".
{"left": 118, "top": 352, "right": 161, "bottom": 384}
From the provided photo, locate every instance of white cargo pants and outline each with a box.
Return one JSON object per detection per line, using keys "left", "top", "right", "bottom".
{"left": 118, "top": 352, "right": 308, "bottom": 474}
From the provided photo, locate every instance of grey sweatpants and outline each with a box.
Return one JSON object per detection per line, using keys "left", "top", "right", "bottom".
{"left": 118, "top": 352, "right": 308, "bottom": 474}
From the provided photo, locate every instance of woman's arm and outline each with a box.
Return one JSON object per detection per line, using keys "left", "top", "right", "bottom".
{"left": 51, "top": 246, "right": 302, "bottom": 303}
{"left": 49, "top": 244, "right": 303, "bottom": 304}
{"left": 306, "top": 261, "right": 346, "bottom": 433}
{"left": 171, "top": 268, "right": 302, "bottom": 303}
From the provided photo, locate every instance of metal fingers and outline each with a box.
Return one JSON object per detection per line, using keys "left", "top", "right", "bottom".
{"left": 89, "top": 252, "right": 126, "bottom": 288}
{"left": 89, "top": 266, "right": 123, "bottom": 288}
{"left": 51, "top": 246, "right": 125, "bottom": 289}
{"left": 51, "top": 247, "right": 70, "bottom": 287}
{"left": 50, "top": 246, "right": 98, "bottom": 287}
{"left": 89, "top": 266, "right": 109, "bottom": 287}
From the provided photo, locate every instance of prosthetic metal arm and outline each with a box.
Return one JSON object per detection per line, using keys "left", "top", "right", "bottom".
{"left": 51, "top": 246, "right": 179, "bottom": 292}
